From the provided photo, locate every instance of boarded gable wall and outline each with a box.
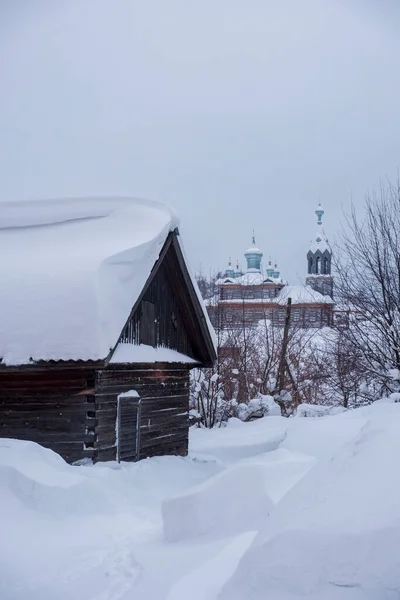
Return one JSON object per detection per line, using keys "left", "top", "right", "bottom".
{"left": 119, "top": 257, "right": 194, "bottom": 358}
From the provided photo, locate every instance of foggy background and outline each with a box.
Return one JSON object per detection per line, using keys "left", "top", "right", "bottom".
{"left": 1, "top": 0, "right": 400, "bottom": 282}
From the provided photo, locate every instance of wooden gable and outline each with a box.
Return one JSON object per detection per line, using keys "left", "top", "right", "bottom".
{"left": 111, "top": 230, "right": 216, "bottom": 367}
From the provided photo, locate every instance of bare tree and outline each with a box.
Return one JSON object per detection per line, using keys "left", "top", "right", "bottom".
{"left": 335, "top": 179, "right": 400, "bottom": 394}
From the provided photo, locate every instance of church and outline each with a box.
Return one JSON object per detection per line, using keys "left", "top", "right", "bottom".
{"left": 207, "top": 204, "right": 335, "bottom": 330}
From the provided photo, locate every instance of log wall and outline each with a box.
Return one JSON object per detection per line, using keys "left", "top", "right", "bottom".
{"left": 0, "top": 367, "right": 96, "bottom": 463}
{"left": 0, "top": 363, "right": 190, "bottom": 464}
{"left": 94, "top": 363, "right": 190, "bottom": 462}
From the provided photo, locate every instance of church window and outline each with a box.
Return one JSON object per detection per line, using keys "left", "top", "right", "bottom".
{"left": 292, "top": 309, "right": 300, "bottom": 322}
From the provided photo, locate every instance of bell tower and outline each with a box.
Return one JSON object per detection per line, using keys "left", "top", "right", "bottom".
{"left": 306, "top": 204, "right": 333, "bottom": 298}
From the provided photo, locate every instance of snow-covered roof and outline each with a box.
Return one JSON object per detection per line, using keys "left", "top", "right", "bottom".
{"left": 244, "top": 245, "right": 262, "bottom": 255}
{"left": 0, "top": 197, "right": 213, "bottom": 365}
{"left": 276, "top": 285, "right": 334, "bottom": 306}
{"left": 310, "top": 226, "right": 330, "bottom": 253}
{"left": 216, "top": 272, "right": 283, "bottom": 286}
{"left": 110, "top": 343, "right": 199, "bottom": 364}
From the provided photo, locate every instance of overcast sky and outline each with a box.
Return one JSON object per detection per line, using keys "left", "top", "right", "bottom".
{"left": 1, "top": 0, "right": 400, "bottom": 281}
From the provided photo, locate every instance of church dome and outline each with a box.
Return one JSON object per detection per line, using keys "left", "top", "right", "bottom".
{"left": 244, "top": 233, "right": 263, "bottom": 273}
{"left": 244, "top": 245, "right": 262, "bottom": 255}
{"left": 224, "top": 257, "right": 235, "bottom": 279}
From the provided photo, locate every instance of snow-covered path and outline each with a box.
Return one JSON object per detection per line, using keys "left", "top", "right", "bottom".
{"left": 2, "top": 404, "right": 400, "bottom": 600}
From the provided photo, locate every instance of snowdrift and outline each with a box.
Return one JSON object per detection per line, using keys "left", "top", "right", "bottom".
{"left": 190, "top": 417, "right": 287, "bottom": 463}
{"left": 295, "top": 403, "right": 346, "bottom": 418}
{"left": 0, "top": 438, "right": 220, "bottom": 600}
{"left": 163, "top": 462, "right": 275, "bottom": 542}
{"left": 219, "top": 403, "right": 400, "bottom": 599}
{"left": 2, "top": 404, "right": 400, "bottom": 599}
{"left": 163, "top": 448, "right": 315, "bottom": 542}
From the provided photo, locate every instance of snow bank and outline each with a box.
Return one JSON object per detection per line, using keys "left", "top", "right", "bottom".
{"left": 167, "top": 532, "right": 257, "bottom": 600}
{"left": 162, "top": 462, "right": 274, "bottom": 542}
{"left": 190, "top": 411, "right": 367, "bottom": 465}
{"left": 295, "top": 403, "right": 346, "bottom": 418}
{"left": 190, "top": 418, "right": 287, "bottom": 463}
{"left": 0, "top": 438, "right": 222, "bottom": 599}
{"left": 0, "top": 438, "right": 221, "bottom": 519}
{"left": 163, "top": 448, "right": 315, "bottom": 543}
{"left": 220, "top": 403, "right": 400, "bottom": 599}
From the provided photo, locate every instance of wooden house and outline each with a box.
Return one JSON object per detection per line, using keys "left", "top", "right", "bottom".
{"left": 0, "top": 198, "right": 216, "bottom": 463}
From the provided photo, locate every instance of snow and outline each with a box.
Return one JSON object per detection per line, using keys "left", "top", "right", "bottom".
{"left": 2, "top": 403, "right": 400, "bottom": 599}
{"left": 117, "top": 389, "right": 139, "bottom": 398}
{"left": 310, "top": 226, "right": 330, "bottom": 253}
{"left": 220, "top": 404, "right": 400, "bottom": 599}
{"left": 163, "top": 461, "right": 275, "bottom": 542}
{"left": 0, "top": 197, "right": 215, "bottom": 365}
{"left": 110, "top": 343, "right": 198, "bottom": 364}
{"left": 277, "top": 284, "right": 334, "bottom": 305}
{"left": 190, "top": 418, "right": 286, "bottom": 463}
{"left": 247, "top": 394, "right": 281, "bottom": 417}
{"left": 216, "top": 272, "right": 283, "bottom": 286}
{"left": 215, "top": 280, "right": 333, "bottom": 305}
{"left": 295, "top": 403, "right": 346, "bottom": 417}
{"left": 244, "top": 245, "right": 262, "bottom": 255}
{"left": 0, "top": 197, "right": 177, "bottom": 365}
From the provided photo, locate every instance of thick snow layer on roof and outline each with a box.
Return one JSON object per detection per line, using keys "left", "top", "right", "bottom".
{"left": 110, "top": 343, "right": 198, "bottom": 364}
{"left": 277, "top": 284, "right": 334, "bottom": 305}
{"left": 217, "top": 272, "right": 283, "bottom": 286}
{"left": 244, "top": 246, "right": 262, "bottom": 255}
{"left": 0, "top": 197, "right": 182, "bottom": 365}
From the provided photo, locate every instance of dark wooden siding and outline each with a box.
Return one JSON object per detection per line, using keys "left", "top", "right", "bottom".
{"left": 94, "top": 364, "right": 189, "bottom": 462}
{"left": 119, "top": 255, "right": 194, "bottom": 358}
{"left": 0, "top": 368, "right": 96, "bottom": 463}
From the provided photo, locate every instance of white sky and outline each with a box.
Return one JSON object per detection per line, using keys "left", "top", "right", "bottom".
{"left": 1, "top": 0, "right": 400, "bottom": 281}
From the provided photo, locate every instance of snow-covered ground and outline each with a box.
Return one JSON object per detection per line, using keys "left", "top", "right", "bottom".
{"left": 1, "top": 402, "right": 400, "bottom": 599}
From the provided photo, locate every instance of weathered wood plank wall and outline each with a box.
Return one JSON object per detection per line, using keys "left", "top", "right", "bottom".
{"left": 95, "top": 363, "right": 190, "bottom": 463}
{"left": 0, "top": 368, "right": 96, "bottom": 463}
{"left": 120, "top": 258, "right": 194, "bottom": 358}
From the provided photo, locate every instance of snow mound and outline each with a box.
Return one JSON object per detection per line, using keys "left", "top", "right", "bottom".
{"left": 163, "top": 448, "right": 315, "bottom": 543}
{"left": 0, "top": 438, "right": 221, "bottom": 520}
{"left": 0, "top": 438, "right": 221, "bottom": 600}
{"left": 0, "top": 439, "right": 116, "bottom": 516}
{"left": 295, "top": 403, "right": 346, "bottom": 418}
{"left": 220, "top": 403, "right": 400, "bottom": 599}
{"left": 190, "top": 419, "right": 286, "bottom": 463}
{"left": 162, "top": 462, "right": 275, "bottom": 542}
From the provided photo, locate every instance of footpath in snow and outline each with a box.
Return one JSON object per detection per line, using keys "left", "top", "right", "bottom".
{"left": 1, "top": 401, "right": 400, "bottom": 599}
